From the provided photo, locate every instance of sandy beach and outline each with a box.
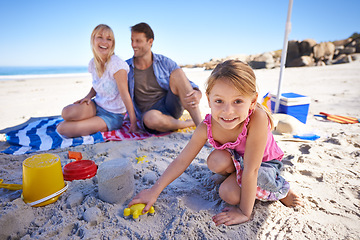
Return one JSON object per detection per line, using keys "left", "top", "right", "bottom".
{"left": 0, "top": 62, "right": 360, "bottom": 239}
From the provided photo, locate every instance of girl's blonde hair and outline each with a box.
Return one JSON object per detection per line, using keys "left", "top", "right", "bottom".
{"left": 205, "top": 60, "right": 274, "bottom": 129}
{"left": 90, "top": 24, "right": 115, "bottom": 77}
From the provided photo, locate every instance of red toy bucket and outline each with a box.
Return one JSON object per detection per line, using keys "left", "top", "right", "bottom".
{"left": 63, "top": 160, "right": 97, "bottom": 181}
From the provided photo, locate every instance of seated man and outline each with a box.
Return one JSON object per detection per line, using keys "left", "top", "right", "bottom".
{"left": 126, "top": 22, "right": 202, "bottom": 133}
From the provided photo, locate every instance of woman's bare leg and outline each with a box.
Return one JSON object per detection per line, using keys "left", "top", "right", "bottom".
{"left": 57, "top": 116, "right": 108, "bottom": 138}
{"left": 61, "top": 101, "right": 97, "bottom": 121}
{"left": 57, "top": 102, "right": 107, "bottom": 137}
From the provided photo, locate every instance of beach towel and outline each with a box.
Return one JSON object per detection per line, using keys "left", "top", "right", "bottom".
{"left": 2, "top": 117, "right": 104, "bottom": 155}
{"left": 2, "top": 117, "right": 170, "bottom": 155}
{"left": 102, "top": 113, "right": 193, "bottom": 141}
{"left": 102, "top": 122, "right": 169, "bottom": 141}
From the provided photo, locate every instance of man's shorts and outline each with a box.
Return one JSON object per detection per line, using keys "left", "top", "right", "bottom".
{"left": 142, "top": 90, "right": 184, "bottom": 133}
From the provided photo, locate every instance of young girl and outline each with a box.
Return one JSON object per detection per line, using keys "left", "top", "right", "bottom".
{"left": 57, "top": 24, "right": 138, "bottom": 138}
{"left": 128, "top": 60, "right": 302, "bottom": 226}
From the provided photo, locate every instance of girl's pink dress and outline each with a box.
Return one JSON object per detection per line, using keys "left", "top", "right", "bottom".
{"left": 203, "top": 112, "right": 290, "bottom": 201}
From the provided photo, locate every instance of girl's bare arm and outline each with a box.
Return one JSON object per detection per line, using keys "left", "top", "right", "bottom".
{"left": 240, "top": 107, "right": 268, "bottom": 217}
{"left": 129, "top": 122, "right": 208, "bottom": 212}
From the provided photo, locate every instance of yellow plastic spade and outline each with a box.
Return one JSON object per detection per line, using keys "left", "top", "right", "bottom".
{"left": 0, "top": 179, "right": 23, "bottom": 191}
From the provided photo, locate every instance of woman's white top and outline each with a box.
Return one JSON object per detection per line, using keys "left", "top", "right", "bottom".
{"left": 88, "top": 55, "right": 130, "bottom": 114}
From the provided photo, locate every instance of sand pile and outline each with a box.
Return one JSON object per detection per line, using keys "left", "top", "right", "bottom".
{"left": 0, "top": 62, "right": 359, "bottom": 239}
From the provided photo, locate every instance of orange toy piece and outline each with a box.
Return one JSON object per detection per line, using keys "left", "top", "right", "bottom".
{"left": 68, "top": 151, "right": 82, "bottom": 161}
{"left": 319, "top": 112, "right": 359, "bottom": 124}
{"left": 123, "top": 204, "right": 155, "bottom": 219}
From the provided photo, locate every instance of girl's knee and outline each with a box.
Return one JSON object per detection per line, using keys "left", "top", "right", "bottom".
{"left": 219, "top": 180, "right": 240, "bottom": 205}
{"left": 207, "top": 150, "right": 233, "bottom": 174}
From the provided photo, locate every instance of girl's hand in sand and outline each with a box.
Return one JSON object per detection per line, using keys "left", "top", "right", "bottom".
{"left": 128, "top": 189, "right": 159, "bottom": 214}
{"left": 212, "top": 206, "right": 250, "bottom": 226}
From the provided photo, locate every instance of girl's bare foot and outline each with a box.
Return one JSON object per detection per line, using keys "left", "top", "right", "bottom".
{"left": 210, "top": 173, "right": 228, "bottom": 185}
{"left": 280, "top": 189, "right": 303, "bottom": 207}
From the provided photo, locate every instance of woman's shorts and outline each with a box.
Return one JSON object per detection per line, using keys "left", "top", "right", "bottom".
{"left": 93, "top": 100, "right": 125, "bottom": 131}
{"left": 229, "top": 149, "right": 290, "bottom": 201}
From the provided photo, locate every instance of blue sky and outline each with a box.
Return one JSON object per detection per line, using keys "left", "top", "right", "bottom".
{"left": 0, "top": 0, "right": 359, "bottom": 66}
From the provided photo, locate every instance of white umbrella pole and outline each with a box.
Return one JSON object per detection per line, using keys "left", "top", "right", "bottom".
{"left": 274, "top": 0, "right": 294, "bottom": 113}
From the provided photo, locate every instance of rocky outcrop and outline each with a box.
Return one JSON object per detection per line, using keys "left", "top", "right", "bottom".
{"left": 313, "top": 42, "right": 336, "bottom": 62}
{"left": 182, "top": 34, "right": 360, "bottom": 70}
{"left": 300, "top": 39, "right": 317, "bottom": 56}
{"left": 248, "top": 52, "right": 275, "bottom": 69}
{"left": 287, "top": 55, "right": 314, "bottom": 67}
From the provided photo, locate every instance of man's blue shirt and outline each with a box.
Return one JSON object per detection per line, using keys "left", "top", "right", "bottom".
{"left": 126, "top": 53, "right": 199, "bottom": 119}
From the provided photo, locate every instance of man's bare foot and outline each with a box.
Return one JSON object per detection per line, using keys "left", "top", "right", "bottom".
{"left": 178, "top": 119, "right": 195, "bottom": 129}
{"left": 280, "top": 189, "right": 304, "bottom": 207}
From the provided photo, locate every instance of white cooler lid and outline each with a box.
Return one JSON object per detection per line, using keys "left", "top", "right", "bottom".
{"left": 270, "top": 92, "right": 311, "bottom": 106}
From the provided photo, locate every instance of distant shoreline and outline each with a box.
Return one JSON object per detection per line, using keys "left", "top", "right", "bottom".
{"left": 0, "top": 72, "right": 91, "bottom": 81}
{"left": 0, "top": 66, "right": 88, "bottom": 79}
{"left": 0, "top": 67, "right": 208, "bottom": 81}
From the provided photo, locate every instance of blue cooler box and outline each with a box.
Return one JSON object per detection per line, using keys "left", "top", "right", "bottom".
{"left": 270, "top": 92, "right": 311, "bottom": 124}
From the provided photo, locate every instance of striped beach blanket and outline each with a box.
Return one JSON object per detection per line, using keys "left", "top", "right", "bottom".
{"left": 102, "top": 122, "right": 169, "bottom": 141}
{"left": 2, "top": 117, "right": 104, "bottom": 155}
{"left": 2, "top": 117, "right": 169, "bottom": 155}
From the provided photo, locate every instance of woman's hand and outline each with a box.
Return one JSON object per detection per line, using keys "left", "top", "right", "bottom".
{"left": 74, "top": 97, "right": 92, "bottom": 105}
{"left": 212, "top": 206, "right": 250, "bottom": 226}
{"left": 128, "top": 188, "right": 159, "bottom": 214}
{"left": 129, "top": 122, "right": 140, "bottom": 133}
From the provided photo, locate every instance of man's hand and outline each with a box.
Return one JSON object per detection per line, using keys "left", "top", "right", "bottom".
{"left": 184, "top": 89, "right": 202, "bottom": 109}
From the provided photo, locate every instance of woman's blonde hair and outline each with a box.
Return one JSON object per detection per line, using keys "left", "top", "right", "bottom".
{"left": 90, "top": 24, "right": 115, "bottom": 77}
{"left": 205, "top": 60, "right": 274, "bottom": 129}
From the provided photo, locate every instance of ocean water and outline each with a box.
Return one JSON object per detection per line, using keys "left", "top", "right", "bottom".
{"left": 0, "top": 66, "right": 88, "bottom": 77}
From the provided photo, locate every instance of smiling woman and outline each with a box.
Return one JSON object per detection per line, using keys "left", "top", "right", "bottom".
{"left": 56, "top": 24, "right": 138, "bottom": 138}
{"left": 91, "top": 24, "right": 116, "bottom": 78}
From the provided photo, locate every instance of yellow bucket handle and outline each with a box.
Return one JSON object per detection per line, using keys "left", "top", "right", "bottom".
{"left": 0, "top": 179, "right": 23, "bottom": 191}
{"left": 26, "top": 182, "right": 69, "bottom": 207}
